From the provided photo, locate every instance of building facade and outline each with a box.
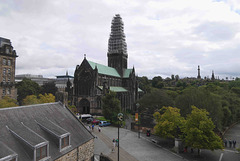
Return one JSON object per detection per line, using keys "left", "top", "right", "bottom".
{"left": 0, "top": 37, "right": 17, "bottom": 99}
{"left": 72, "top": 14, "right": 143, "bottom": 114}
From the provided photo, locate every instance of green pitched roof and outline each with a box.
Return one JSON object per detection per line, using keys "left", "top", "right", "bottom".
{"left": 88, "top": 60, "right": 121, "bottom": 77}
{"left": 123, "top": 69, "right": 133, "bottom": 78}
{"left": 138, "top": 88, "right": 143, "bottom": 92}
{"left": 98, "top": 86, "right": 128, "bottom": 92}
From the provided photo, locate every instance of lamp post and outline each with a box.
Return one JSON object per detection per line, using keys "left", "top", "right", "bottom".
{"left": 117, "top": 113, "right": 123, "bottom": 161}
{"left": 136, "top": 103, "right": 140, "bottom": 138}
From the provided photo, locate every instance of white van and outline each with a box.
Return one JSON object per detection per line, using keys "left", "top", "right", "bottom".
{"left": 80, "top": 114, "right": 93, "bottom": 121}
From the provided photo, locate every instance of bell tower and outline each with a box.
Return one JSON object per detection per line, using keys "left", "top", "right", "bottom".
{"left": 107, "top": 14, "right": 128, "bottom": 76}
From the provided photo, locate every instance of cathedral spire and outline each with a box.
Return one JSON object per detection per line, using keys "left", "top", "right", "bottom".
{"left": 107, "top": 14, "right": 128, "bottom": 76}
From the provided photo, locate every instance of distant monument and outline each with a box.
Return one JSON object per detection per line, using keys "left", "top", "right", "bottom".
{"left": 197, "top": 65, "right": 201, "bottom": 79}
{"left": 211, "top": 70, "right": 215, "bottom": 81}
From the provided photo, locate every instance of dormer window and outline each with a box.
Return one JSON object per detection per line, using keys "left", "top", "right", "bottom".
{"left": 6, "top": 123, "right": 50, "bottom": 161}
{"left": 36, "top": 145, "right": 47, "bottom": 161}
{"left": 36, "top": 119, "right": 71, "bottom": 152}
{"left": 0, "top": 141, "right": 18, "bottom": 161}
{"left": 6, "top": 48, "right": 9, "bottom": 54}
{"left": 61, "top": 135, "right": 70, "bottom": 149}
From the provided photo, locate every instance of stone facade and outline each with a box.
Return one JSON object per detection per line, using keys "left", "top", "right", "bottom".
{"left": 55, "top": 139, "right": 94, "bottom": 161}
{"left": 0, "top": 37, "right": 17, "bottom": 99}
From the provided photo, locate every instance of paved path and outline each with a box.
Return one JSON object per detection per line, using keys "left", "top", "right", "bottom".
{"left": 94, "top": 126, "right": 186, "bottom": 161}
{"left": 93, "top": 128, "right": 138, "bottom": 161}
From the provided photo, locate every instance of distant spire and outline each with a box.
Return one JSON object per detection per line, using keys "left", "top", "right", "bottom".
{"left": 211, "top": 70, "right": 215, "bottom": 81}
{"left": 66, "top": 70, "right": 68, "bottom": 76}
{"left": 84, "top": 54, "right": 86, "bottom": 59}
{"left": 197, "top": 65, "right": 201, "bottom": 79}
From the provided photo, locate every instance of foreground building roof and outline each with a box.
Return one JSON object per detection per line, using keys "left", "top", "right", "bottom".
{"left": 0, "top": 102, "right": 94, "bottom": 161}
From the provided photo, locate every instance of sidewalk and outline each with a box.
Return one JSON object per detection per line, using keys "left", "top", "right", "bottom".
{"left": 93, "top": 129, "right": 138, "bottom": 161}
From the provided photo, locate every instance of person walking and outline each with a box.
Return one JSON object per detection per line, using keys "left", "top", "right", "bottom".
{"left": 229, "top": 139, "right": 232, "bottom": 148}
{"left": 112, "top": 139, "right": 116, "bottom": 152}
{"left": 233, "top": 140, "right": 236, "bottom": 148}
{"left": 224, "top": 138, "right": 228, "bottom": 147}
{"left": 92, "top": 124, "right": 94, "bottom": 131}
{"left": 98, "top": 126, "right": 101, "bottom": 132}
{"left": 116, "top": 138, "right": 119, "bottom": 147}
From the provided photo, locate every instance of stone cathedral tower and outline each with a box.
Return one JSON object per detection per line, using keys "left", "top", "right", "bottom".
{"left": 107, "top": 14, "right": 128, "bottom": 76}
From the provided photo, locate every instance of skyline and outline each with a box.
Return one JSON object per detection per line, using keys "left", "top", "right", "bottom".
{"left": 1, "top": 0, "right": 240, "bottom": 79}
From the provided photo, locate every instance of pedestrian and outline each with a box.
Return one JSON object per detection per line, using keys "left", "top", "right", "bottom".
{"left": 233, "top": 140, "right": 236, "bottom": 148}
{"left": 92, "top": 124, "right": 94, "bottom": 131}
{"left": 229, "top": 139, "right": 232, "bottom": 148}
{"left": 224, "top": 138, "right": 228, "bottom": 147}
{"left": 112, "top": 139, "right": 116, "bottom": 152}
{"left": 116, "top": 138, "right": 119, "bottom": 147}
{"left": 98, "top": 126, "right": 101, "bottom": 132}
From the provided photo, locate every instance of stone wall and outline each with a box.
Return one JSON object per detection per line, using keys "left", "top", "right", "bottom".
{"left": 78, "top": 139, "right": 94, "bottom": 161}
{"left": 55, "top": 139, "right": 94, "bottom": 161}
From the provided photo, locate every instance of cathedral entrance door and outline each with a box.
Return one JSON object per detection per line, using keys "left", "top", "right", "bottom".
{"left": 79, "top": 99, "right": 90, "bottom": 114}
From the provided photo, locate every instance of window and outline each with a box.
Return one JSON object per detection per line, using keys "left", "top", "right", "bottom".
{"left": 3, "top": 88, "right": 5, "bottom": 95}
{"left": 8, "top": 69, "right": 11, "bottom": 76}
{"left": 8, "top": 60, "right": 11, "bottom": 66}
{"left": 3, "top": 68, "right": 6, "bottom": 75}
{"left": 61, "top": 136, "right": 69, "bottom": 149}
{"left": 3, "top": 77, "right": 5, "bottom": 83}
{"left": 3, "top": 59, "right": 6, "bottom": 65}
{"left": 6, "top": 48, "right": 9, "bottom": 54}
{"left": 36, "top": 145, "right": 47, "bottom": 161}
{"left": 8, "top": 78, "right": 10, "bottom": 83}
{"left": 7, "top": 88, "right": 11, "bottom": 95}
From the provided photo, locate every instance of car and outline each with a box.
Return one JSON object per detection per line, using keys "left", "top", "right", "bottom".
{"left": 99, "top": 121, "right": 111, "bottom": 127}
{"left": 92, "top": 119, "right": 100, "bottom": 125}
{"left": 86, "top": 118, "right": 94, "bottom": 124}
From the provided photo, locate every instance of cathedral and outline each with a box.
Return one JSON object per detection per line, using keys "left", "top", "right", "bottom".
{"left": 72, "top": 14, "right": 143, "bottom": 114}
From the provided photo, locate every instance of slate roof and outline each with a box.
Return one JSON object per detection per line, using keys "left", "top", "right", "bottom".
{"left": 0, "top": 102, "right": 94, "bottom": 161}
{"left": 88, "top": 60, "right": 133, "bottom": 78}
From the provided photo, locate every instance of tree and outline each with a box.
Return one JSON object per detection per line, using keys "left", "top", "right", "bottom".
{"left": 22, "top": 93, "right": 55, "bottom": 105}
{"left": 152, "top": 76, "right": 163, "bottom": 88}
{"left": 138, "top": 89, "right": 174, "bottom": 113}
{"left": 182, "top": 106, "right": 223, "bottom": 155}
{"left": 16, "top": 78, "right": 41, "bottom": 105}
{"left": 175, "top": 87, "right": 223, "bottom": 128}
{"left": 22, "top": 95, "right": 39, "bottom": 105}
{"left": 41, "top": 82, "right": 58, "bottom": 96}
{"left": 102, "top": 91, "right": 121, "bottom": 123}
{"left": 153, "top": 106, "right": 184, "bottom": 139}
{"left": 39, "top": 93, "right": 55, "bottom": 103}
{"left": 0, "top": 96, "right": 18, "bottom": 108}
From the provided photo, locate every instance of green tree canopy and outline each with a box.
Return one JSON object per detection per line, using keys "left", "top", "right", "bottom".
{"left": 138, "top": 89, "right": 174, "bottom": 113}
{"left": 0, "top": 96, "right": 18, "bottom": 108}
{"left": 182, "top": 106, "right": 223, "bottom": 153}
{"left": 41, "top": 82, "right": 58, "bottom": 96}
{"left": 102, "top": 91, "right": 121, "bottom": 123}
{"left": 153, "top": 106, "right": 184, "bottom": 139}
{"left": 175, "top": 87, "right": 223, "bottom": 128}
{"left": 16, "top": 78, "right": 41, "bottom": 105}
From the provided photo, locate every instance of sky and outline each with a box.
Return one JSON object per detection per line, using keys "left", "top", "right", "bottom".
{"left": 1, "top": 0, "right": 240, "bottom": 79}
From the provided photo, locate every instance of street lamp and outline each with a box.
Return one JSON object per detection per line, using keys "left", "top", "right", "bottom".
{"left": 136, "top": 103, "right": 140, "bottom": 138}
{"left": 117, "top": 113, "right": 123, "bottom": 161}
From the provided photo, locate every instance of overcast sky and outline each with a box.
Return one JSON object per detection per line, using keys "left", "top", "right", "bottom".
{"left": 1, "top": 0, "right": 240, "bottom": 79}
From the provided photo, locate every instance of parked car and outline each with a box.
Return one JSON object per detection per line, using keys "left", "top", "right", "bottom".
{"left": 92, "top": 119, "right": 100, "bottom": 125}
{"left": 86, "top": 118, "right": 94, "bottom": 124}
{"left": 99, "top": 121, "right": 111, "bottom": 127}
